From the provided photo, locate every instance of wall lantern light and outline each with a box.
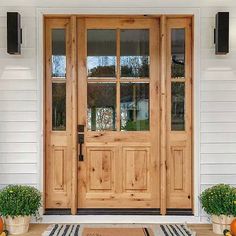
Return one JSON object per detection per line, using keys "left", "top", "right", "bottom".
{"left": 214, "top": 12, "right": 229, "bottom": 55}
{"left": 7, "top": 12, "right": 22, "bottom": 55}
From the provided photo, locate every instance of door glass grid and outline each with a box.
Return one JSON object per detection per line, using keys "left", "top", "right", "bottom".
{"left": 87, "top": 29, "right": 150, "bottom": 131}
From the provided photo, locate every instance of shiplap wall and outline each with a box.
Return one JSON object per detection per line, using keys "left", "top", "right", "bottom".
{"left": 200, "top": 8, "right": 236, "bottom": 190}
{"left": 0, "top": 7, "right": 38, "bottom": 188}
{"left": 0, "top": 3, "right": 236, "bottom": 221}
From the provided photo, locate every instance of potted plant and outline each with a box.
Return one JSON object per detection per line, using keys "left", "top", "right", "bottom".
{"left": 200, "top": 184, "right": 236, "bottom": 234}
{"left": 0, "top": 185, "right": 41, "bottom": 235}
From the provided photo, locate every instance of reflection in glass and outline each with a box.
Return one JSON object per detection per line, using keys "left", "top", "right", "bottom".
{"left": 52, "top": 29, "right": 66, "bottom": 78}
{"left": 171, "top": 82, "right": 185, "bottom": 131}
{"left": 87, "top": 83, "right": 116, "bottom": 131}
{"left": 52, "top": 83, "right": 66, "bottom": 130}
{"left": 120, "top": 30, "right": 149, "bottom": 77}
{"left": 171, "top": 29, "right": 185, "bottom": 78}
{"left": 120, "top": 83, "right": 149, "bottom": 131}
{"left": 87, "top": 30, "right": 116, "bottom": 77}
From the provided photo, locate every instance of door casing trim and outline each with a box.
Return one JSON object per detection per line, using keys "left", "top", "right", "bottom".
{"left": 37, "top": 7, "right": 201, "bottom": 219}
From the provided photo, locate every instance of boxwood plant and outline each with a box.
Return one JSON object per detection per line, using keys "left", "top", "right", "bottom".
{"left": 0, "top": 185, "right": 41, "bottom": 218}
{"left": 200, "top": 184, "right": 236, "bottom": 216}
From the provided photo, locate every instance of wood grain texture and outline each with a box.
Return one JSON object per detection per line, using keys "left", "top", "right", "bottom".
{"left": 160, "top": 15, "right": 167, "bottom": 215}
{"left": 77, "top": 18, "right": 160, "bottom": 209}
{"left": 166, "top": 17, "right": 192, "bottom": 209}
{"left": 45, "top": 18, "right": 72, "bottom": 209}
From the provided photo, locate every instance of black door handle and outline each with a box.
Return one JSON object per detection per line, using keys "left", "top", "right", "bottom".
{"left": 78, "top": 134, "right": 84, "bottom": 161}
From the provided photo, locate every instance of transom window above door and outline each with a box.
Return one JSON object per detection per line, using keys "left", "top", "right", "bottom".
{"left": 87, "top": 29, "right": 150, "bottom": 132}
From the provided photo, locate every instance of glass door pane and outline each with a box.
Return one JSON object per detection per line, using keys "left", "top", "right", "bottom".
{"left": 87, "top": 83, "right": 116, "bottom": 131}
{"left": 87, "top": 30, "right": 116, "bottom": 77}
{"left": 171, "top": 29, "right": 185, "bottom": 78}
{"left": 120, "top": 83, "right": 149, "bottom": 131}
{"left": 52, "top": 29, "right": 66, "bottom": 78}
{"left": 120, "top": 29, "right": 149, "bottom": 78}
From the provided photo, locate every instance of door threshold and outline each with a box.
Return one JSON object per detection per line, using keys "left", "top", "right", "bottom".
{"left": 44, "top": 208, "right": 161, "bottom": 215}
{"left": 45, "top": 208, "right": 193, "bottom": 216}
{"left": 77, "top": 208, "right": 161, "bottom": 215}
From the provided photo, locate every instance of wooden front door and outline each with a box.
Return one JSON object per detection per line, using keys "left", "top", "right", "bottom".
{"left": 77, "top": 18, "right": 160, "bottom": 209}
{"left": 44, "top": 16, "right": 193, "bottom": 214}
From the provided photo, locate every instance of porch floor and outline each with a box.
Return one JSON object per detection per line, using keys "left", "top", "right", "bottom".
{"left": 18, "top": 224, "right": 217, "bottom": 236}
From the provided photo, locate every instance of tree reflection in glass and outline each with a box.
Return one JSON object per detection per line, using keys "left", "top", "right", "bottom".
{"left": 87, "top": 83, "right": 116, "bottom": 131}
{"left": 87, "top": 30, "right": 116, "bottom": 77}
{"left": 120, "top": 29, "right": 149, "bottom": 78}
{"left": 52, "top": 29, "right": 66, "bottom": 78}
{"left": 52, "top": 83, "right": 66, "bottom": 130}
{"left": 171, "top": 29, "right": 185, "bottom": 78}
{"left": 120, "top": 83, "right": 149, "bottom": 131}
{"left": 171, "top": 82, "right": 185, "bottom": 131}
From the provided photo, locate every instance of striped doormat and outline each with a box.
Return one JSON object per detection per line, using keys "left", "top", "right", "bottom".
{"left": 83, "top": 227, "right": 153, "bottom": 236}
{"left": 158, "top": 224, "right": 195, "bottom": 236}
{"left": 43, "top": 224, "right": 195, "bottom": 236}
{"left": 42, "top": 224, "right": 80, "bottom": 236}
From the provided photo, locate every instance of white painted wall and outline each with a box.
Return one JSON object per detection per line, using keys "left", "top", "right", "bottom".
{"left": 0, "top": 1, "right": 236, "bottom": 222}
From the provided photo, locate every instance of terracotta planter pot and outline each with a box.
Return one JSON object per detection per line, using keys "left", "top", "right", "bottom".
{"left": 212, "top": 215, "right": 235, "bottom": 235}
{"left": 3, "top": 216, "right": 31, "bottom": 235}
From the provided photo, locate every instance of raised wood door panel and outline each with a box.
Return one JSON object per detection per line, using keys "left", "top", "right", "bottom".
{"left": 123, "top": 146, "right": 150, "bottom": 191}
{"left": 166, "top": 18, "right": 192, "bottom": 209}
{"left": 45, "top": 18, "right": 72, "bottom": 208}
{"left": 77, "top": 18, "right": 160, "bottom": 209}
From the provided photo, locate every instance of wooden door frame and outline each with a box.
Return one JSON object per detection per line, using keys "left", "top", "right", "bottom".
{"left": 43, "top": 14, "right": 194, "bottom": 216}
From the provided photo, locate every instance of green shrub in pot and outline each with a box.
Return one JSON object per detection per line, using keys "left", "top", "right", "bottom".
{"left": 200, "top": 184, "right": 236, "bottom": 234}
{"left": 0, "top": 185, "right": 41, "bottom": 235}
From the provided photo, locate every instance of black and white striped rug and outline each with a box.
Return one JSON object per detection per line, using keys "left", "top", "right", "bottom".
{"left": 43, "top": 224, "right": 195, "bottom": 236}
{"left": 158, "top": 224, "right": 195, "bottom": 236}
{"left": 42, "top": 224, "right": 80, "bottom": 236}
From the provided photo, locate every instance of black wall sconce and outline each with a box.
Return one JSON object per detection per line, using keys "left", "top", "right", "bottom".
{"left": 7, "top": 12, "right": 22, "bottom": 55}
{"left": 214, "top": 12, "right": 229, "bottom": 55}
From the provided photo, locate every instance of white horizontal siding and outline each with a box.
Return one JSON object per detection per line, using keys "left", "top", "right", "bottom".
{"left": 0, "top": 122, "right": 37, "bottom": 132}
{"left": 0, "top": 143, "right": 37, "bottom": 152}
{"left": 200, "top": 10, "right": 236, "bottom": 221}
{"left": 201, "top": 153, "right": 236, "bottom": 164}
{"left": 201, "top": 133, "right": 236, "bottom": 143}
{"left": 201, "top": 164, "right": 236, "bottom": 175}
{"left": 0, "top": 153, "right": 37, "bottom": 164}
{"left": 201, "top": 143, "right": 236, "bottom": 153}
{"left": 201, "top": 112, "right": 236, "bottom": 122}
{"left": 0, "top": 7, "right": 38, "bottom": 189}
{"left": 0, "top": 112, "right": 37, "bottom": 121}
{"left": 201, "top": 175, "right": 236, "bottom": 185}
{"left": 0, "top": 174, "right": 37, "bottom": 184}
{"left": 0, "top": 91, "right": 37, "bottom": 100}
{"left": 0, "top": 163, "right": 37, "bottom": 173}
{"left": 201, "top": 91, "right": 236, "bottom": 102}
{"left": 0, "top": 80, "right": 36, "bottom": 90}
{"left": 201, "top": 123, "right": 236, "bottom": 132}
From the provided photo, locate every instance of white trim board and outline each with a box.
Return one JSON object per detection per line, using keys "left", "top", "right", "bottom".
{"left": 36, "top": 7, "right": 201, "bottom": 221}
{"left": 38, "top": 215, "right": 202, "bottom": 224}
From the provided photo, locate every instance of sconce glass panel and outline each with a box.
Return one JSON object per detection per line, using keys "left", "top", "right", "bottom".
{"left": 52, "top": 29, "right": 66, "bottom": 78}
{"left": 171, "top": 28, "right": 185, "bottom": 78}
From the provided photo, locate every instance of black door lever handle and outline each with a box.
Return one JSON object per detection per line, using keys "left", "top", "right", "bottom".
{"left": 78, "top": 134, "right": 84, "bottom": 161}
